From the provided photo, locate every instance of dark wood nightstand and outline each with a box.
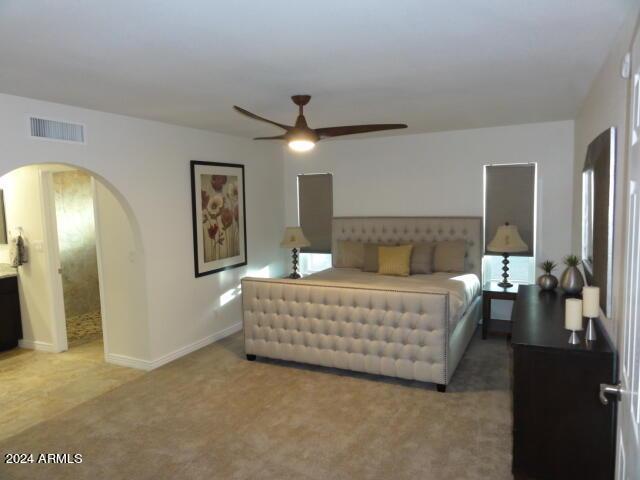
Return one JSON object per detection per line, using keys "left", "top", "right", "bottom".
{"left": 482, "top": 281, "right": 520, "bottom": 339}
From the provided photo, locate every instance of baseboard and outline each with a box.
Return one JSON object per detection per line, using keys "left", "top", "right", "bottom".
{"left": 104, "top": 353, "right": 154, "bottom": 371}
{"left": 149, "top": 322, "right": 243, "bottom": 370}
{"left": 18, "top": 339, "right": 57, "bottom": 352}
{"left": 104, "top": 322, "right": 243, "bottom": 371}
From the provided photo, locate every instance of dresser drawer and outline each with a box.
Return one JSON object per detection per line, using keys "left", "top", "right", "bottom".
{"left": 0, "top": 276, "right": 22, "bottom": 351}
{"left": 0, "top": 276, "right": 18, "bottom": 294}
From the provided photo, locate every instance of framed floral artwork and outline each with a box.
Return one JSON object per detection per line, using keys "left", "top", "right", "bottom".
{"left": 190, "top": 161, "right": 247, "bottom": 277}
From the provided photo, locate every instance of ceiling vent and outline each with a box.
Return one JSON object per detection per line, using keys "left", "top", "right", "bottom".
{"left": 29, "top": 117, "right": 85, "bottom": 143}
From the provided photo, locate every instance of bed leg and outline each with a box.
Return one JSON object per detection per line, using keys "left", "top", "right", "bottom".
{"left": 246, "top": 354, "right": 256, "bottom": 361}
{"left": 436, "top": 384, "right": 447, "bottom": 393}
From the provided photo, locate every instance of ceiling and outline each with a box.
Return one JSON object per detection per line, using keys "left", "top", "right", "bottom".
{"left": 0, "top": 1, "right": 635, "bottom": 138}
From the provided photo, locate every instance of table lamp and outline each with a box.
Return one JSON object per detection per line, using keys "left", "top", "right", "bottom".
{"left": 487, "top": 222, "right": 528, "bottom": 288}
{"left": 280, "top": 226, "right": 310, "bottom": 279}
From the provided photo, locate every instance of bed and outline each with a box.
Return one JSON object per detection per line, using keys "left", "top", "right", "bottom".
{"left": 241, "top": 216, "right": 482, "bottom": 391}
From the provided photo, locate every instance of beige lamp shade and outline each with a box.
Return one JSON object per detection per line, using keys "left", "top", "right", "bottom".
{"left": 280, "top": 227, "right": 311, "bottom": 248}
{"left": 487, "top": 223, "right": 528, "bottom": 253}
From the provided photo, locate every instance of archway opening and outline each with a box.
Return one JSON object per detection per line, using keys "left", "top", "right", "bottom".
{"left": 0, "top": 162, "right": 148, "bottom": 360}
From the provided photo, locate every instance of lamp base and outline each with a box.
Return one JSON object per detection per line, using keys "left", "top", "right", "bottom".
{"left": 499, "top": 253, "right": 513, "bottom": 289}
{"left": 289, "top": 248, "right": 300, "bottom": 279}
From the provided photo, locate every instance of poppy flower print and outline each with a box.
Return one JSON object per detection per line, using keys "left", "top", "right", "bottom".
{"left": 200, "top": 174, "right": 241, "bottom": 262}
{"left": 211, "top": 175, "right": 227, "bottom": 192}
{"left": 201, "top": 190, "right": 210, "bottom": 211}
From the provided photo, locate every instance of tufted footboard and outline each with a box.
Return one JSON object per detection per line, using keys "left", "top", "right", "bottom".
{"left": 241, "top": 277, "right": 480, "bottom": 386}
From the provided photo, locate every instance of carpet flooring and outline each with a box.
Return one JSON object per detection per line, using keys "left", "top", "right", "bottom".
{"left": 0, "top": 329, "right": 512, "bottom": 479}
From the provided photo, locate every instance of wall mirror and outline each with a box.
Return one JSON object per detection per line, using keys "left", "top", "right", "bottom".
{"left": 0, "top": 190, "right": 7, "bottom": 244}
{"left": 582, "top": 127, "right": 616, "bottom": 317}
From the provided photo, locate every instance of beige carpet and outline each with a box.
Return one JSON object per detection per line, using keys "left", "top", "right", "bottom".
{"left": 0, "top": 329, "right": 512, "bottom": 479}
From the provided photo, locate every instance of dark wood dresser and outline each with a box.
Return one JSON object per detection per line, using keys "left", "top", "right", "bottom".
{"left": 0, "top": 275, "right": 22, "bottom": 351}
{"left": 511, "top": 285, "right": 616, "bottom": 480}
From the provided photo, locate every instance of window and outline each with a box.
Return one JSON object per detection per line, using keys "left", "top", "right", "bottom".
{"left": 297, "top": 173, "right": 333, "bottom": 275}
{"left": 299, "top": 253, "right": 332, "bottom": 275}
{"left": 483, "top": 163, "right": 537, "bottom": 283}
{"left": 483, "top": 255, "right": 535, "bottom": 284}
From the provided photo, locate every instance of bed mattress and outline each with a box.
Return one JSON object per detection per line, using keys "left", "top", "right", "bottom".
{"left": 304, "top": 268, "right": 481, "bottom": 332}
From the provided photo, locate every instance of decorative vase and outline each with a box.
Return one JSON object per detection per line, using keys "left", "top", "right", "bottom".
{"left": 537, "top": 274, "right": 558, "bottom": 291}
{"left": 560, "top": 266, "right": 584, "bottom": 295}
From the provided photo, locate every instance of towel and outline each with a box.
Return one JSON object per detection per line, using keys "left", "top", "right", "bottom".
{"left": 9, "top": 234, "right": 27, "bottom": 267}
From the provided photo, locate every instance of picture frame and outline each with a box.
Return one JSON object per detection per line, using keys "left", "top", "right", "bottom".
{"left": 190, "top": 160, "right": 247, "bottom": 277}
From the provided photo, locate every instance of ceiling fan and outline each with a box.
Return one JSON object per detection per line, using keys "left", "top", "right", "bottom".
{"left": 233, "top": 95, "right": 407, "bottom": 152}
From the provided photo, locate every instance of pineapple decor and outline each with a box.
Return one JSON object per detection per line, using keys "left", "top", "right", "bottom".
{"left": 537, "top": 260, "right": 558, "bottom": 291}
{"left": 560, "top": 255, "right": 584, "bottom": 295}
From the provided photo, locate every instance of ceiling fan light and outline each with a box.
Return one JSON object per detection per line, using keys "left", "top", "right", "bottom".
{"left": 288, "top": 139, "right": 315, "bottom": 152}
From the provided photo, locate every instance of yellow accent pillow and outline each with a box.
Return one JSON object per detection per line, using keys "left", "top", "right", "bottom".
{"left": 378, "top": 245, "right": 414, "bottom": 276}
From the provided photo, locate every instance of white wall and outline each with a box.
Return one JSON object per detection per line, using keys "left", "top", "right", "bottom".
{"left": 0, "top": 166, "right": 57, "bottom": 347}
{"left": 93, "top": 180, "right": 150, "bottom": 361}
{"left": 285, "top": 120, "right": 575, "bottom": 269}
{"left": 284, "top": 121, "right": 574, "bottom": 322}
{"left": 0, "top": 93, "right": 286, "bottom": 366}
{"left": 572, "top": 8, "right": 640, "bottom": 344}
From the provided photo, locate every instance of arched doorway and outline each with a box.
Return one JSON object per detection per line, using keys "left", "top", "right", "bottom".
{"left": 0, "top": 162, "right": 149, "bottom": 363}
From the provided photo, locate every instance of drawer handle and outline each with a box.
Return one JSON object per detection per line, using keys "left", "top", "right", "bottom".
{"left": 599, "top": 382, "right": 622, "bottom": 406}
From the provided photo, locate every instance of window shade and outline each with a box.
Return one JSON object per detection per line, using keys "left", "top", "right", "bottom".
{"left": 298, "top": 174, "right": 333, "bottom": 253}
{"left": 484, "top": 164, "right": 535, "bottom": 256}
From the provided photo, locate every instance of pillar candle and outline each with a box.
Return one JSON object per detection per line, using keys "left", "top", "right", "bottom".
{"left": 565, "top": 298, "right": 583, "bottom": 331}
{"left": 582, "top": 286, "right": 600, "bottom": 318}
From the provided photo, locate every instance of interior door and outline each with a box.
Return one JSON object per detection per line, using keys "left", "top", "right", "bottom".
{"left": 617, "top": 29, "right": 640, "bottom": 480}
{"left": 38, "top": 169, "right": 68, "bottom": 352}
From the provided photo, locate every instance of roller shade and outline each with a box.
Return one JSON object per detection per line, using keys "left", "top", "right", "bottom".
{"left": 298, "top": 173, "right": 333, "bottom": 253}
{"left": 484, "top": 164, "right": 535, "bottom": 256}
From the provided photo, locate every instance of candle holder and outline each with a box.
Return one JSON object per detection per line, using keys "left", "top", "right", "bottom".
{"left": 568, "top": 330, "right": 581, "bottom": 345}
{"left": 564, "top": 298, "right": 583, "bottom": 346}
{"left": 586, "top": 317, "right": 597, "bottom": 342}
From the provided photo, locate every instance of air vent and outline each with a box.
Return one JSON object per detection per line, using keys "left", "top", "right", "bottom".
{"left": 29, "top": 117, "right": 85, "bottom": 143}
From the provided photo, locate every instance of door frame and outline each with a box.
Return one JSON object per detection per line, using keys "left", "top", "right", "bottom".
{"left": 39, "top": 167, "right": 109, "bottom": 355}
{"left": 90, "top": 176, "right": 110, "bottom": 357}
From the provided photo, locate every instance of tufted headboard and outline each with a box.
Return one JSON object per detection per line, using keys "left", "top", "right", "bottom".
{"left": 331, "top": 216, "right": 483, "bottom": 279}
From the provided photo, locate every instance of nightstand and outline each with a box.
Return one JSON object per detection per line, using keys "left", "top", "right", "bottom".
{"left": 482, "top": 281, "right": 520, "bottom": 339}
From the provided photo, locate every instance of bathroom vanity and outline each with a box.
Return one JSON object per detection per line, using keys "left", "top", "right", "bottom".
{"left": 0, "top": 265, "right": 21, "bottom": 351}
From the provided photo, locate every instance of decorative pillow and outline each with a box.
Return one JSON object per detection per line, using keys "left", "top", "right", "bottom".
{"left": 378, "top": 245, "right": 414, "bottom": 277}
{"left": 334, "top": 240, "right": 364, "bottom": 268}
{"left": 433, "top": 240, "right": 466, "bottom": 272}
{"left": 362, "top": 243, "right": 395, "bottom": 272}
{"left": 362, "top": 243, "right": 380, "bottom": 272}
{"left": 410, "top": 243, "right": 436, "bottom": 274}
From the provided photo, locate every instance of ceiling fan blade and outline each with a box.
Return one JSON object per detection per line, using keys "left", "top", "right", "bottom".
{"left": 315, "top": 124, "right": 407, "bottom": 138}
{"left": 233, "top": 106, "right": 292, "bottom": 131}
{"left": 253, "top": 135, "right": 286, "bottom": 140}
